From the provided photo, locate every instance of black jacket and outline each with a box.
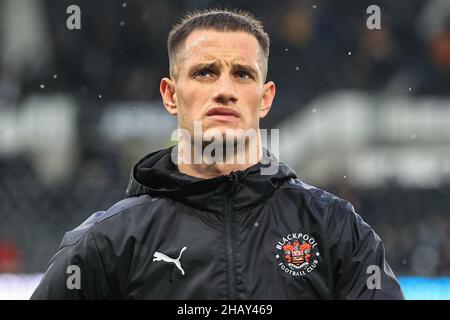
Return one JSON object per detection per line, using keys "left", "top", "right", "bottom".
{"left": 31, "top": 146, "right": 404, "bottom": 299}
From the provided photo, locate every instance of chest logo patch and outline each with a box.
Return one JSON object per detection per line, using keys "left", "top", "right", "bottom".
{"left": 153, "top": 247, "right": 187, "bottom": 276}
{"left": 275, "top": 232, "right": 320, "bottom": 277}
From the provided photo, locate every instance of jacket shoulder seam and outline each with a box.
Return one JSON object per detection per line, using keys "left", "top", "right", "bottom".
{"left": 59, "top": 195, "right": 157, "bottom": 249}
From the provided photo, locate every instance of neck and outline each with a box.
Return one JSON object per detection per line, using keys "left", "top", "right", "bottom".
{"left": 176, "top": 135, "right": 263, "bottom": 179}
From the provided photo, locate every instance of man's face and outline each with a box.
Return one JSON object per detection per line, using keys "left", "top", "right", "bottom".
{"left": 161, "top": 29, "right": 275, "bottom": 140}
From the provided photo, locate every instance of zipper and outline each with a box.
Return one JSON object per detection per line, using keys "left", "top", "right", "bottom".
{"left": 225, "top": 171, "right": 238, "bottom": 300}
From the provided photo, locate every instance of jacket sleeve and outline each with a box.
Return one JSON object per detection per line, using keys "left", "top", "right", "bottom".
{"left": 30, "top": 227, "right": 112, "bottom": 300}
{"left": 330, "top": 200, "right": 405, "bottom": 300}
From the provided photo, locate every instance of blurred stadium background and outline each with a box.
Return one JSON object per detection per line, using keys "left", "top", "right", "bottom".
{"left": 0, "top": 0, "right": 449, "bottom": 299}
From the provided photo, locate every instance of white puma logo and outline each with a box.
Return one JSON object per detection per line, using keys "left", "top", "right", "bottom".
{"left": 153, "top": 247, "right": 187, "bottom": 276}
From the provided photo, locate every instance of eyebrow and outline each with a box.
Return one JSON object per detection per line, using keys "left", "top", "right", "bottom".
{"left": 188, "top": 62, "right": 218, "bottom": 74}
{"left": 233, "top": 63, "right": 258, "bottom": 77}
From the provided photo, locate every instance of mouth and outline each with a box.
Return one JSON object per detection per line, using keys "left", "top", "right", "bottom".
{"left": 206, "top": 107, "right": 240, "bottom": 122}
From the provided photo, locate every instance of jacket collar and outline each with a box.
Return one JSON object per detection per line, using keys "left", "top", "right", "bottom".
{"left": 126, "top": 145, "right": 297, "bottom": 213}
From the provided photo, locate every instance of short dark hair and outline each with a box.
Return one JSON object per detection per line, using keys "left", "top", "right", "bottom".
{"left": 167, "top": 8, "right": 270, "bottom": 80}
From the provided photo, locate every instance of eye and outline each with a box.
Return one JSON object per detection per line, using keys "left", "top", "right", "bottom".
{"left": 235, "top": 70, "right": 253, "bottom": 80}
{"left": 194, "top": 69, "right": 214, "bottom": 79}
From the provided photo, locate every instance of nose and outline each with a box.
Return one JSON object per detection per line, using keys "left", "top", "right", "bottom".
{"left": 212, "top": 74, "right": 238, "bottom": 105}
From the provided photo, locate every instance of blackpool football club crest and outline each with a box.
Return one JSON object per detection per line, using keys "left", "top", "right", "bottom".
{"left": 275, "top": 232, "right": 320, "bottom": 277}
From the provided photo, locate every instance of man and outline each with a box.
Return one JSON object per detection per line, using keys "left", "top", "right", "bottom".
{"left": 31, "top": 9, "right": 404, "bottom": 300}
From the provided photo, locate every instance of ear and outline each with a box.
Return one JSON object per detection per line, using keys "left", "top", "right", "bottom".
{"left": 259, "top": 81, "right": 276, "bottom": 119}
{"left": 160, "top": 77, "right": 177, "bottom": 115}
